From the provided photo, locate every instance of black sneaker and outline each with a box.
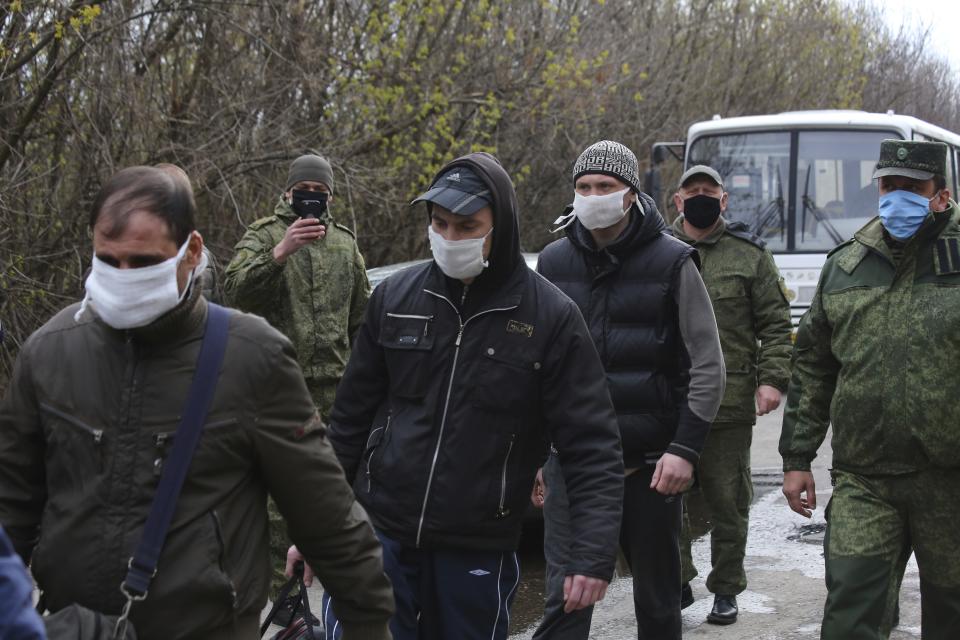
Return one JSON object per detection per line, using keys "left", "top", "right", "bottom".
{"left": 680, "top": 583, "right": 695, "bottom": 610}
{"left": 706, "top": 594, "right": 738, "bottom": 625}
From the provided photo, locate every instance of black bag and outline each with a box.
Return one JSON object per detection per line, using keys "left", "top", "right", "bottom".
{"left": 42, "top": 604, "right": 137, "bottom": 640}
{"left": 260, "top": 562, "right": 324, "bottom": 640}
{"left": 42, "top": 304, "right": 231, "bottom": 640}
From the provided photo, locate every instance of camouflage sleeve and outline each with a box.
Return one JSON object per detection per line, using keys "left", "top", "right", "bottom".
{"left": 779, "top": 277, "right": 838, "bottom": 472}
{"left": 0, "top": 342, "right": 46, "bottom": 562}
{"left": 348, "top": 243, "right": 371, "bottom": 343}
{"left": 751, "top": 249, "right": 793, "bottom": 391}
{"left": 222, "top": 226, "right": 285, "bottom": 315}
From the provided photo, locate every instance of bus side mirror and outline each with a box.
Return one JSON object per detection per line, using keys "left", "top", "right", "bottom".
{"left": 652, "top": 145, "right": 666, "bottom": 165}
{"left": 644, "top": 167, "right": 662, "bottom": 205}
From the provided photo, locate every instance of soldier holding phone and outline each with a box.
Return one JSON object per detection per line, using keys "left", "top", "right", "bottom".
{"left": 224, "top": 153, "right": 371, "bottom": 593}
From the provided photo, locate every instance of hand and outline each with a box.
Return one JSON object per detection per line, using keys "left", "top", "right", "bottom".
{"left": 530, "top": 467, "right": 545, "bottom": 509}
{"left": 782, "top": 470, "right": 816, "bottom": 518}
{"left": 285, "top": 545, "right": 316, "bottom": 586}
{"left": 273, "top": 218, "right": 326, "bottom": 263}
{"left": 650, "top": 452, "right": 694, "bottom": 495}
{"left": 756, "top": 384, "right": 783, "bottom": 416}
{"left": 563, "top": 575, "right": 609, "bottom": 613}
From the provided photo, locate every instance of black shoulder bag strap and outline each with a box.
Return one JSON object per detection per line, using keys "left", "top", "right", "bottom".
{"left": 114, "top": 303, "right": 231, "bottom": 638}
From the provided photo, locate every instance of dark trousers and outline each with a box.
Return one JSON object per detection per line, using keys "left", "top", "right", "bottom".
{"left": 534, "top": 458, "right": 683, "bottom": 640}
{"left": 323, "top": 530, "right": 520, "bottom": 640}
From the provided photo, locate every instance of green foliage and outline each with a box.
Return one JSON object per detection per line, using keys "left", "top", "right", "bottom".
{"left": 1, "top": 0, "right": 959, "bottom": 386}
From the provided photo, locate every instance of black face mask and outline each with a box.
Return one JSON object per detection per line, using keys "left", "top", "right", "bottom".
{"left": 682, "top": 194, "right": 722, "bottom": 229}
{"left": 291, "top": 189, "right": 328, "bottom": 220}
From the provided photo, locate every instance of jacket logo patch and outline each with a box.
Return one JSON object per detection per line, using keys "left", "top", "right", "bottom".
{"left": 397, "top": 335, "right": 419, "bottom": 345}
{"left": 468, "top": 569, "right": 491, "bottom": 576}
{"left": 506, "top": 319, "right": 534, "bottom": 338}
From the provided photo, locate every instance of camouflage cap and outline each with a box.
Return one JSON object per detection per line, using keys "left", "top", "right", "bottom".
{"left": 872, "top": 139, "right": 948, "bottom": 181}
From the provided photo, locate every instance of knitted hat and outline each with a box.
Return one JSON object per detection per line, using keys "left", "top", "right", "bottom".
{"left": 285, "top": 154, "right": 334, "bottom": 193}
{"left": 573, "top": 140, "right": 642, "bottom": 193}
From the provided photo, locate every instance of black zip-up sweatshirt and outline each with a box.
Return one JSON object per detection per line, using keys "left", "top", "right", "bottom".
{"left": 329, "top": 153, "right": 624, "bottom": 581}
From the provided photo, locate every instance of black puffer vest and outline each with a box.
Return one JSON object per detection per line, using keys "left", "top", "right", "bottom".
{"left": 538, "top": 193, "right": 696, "bottom": 467}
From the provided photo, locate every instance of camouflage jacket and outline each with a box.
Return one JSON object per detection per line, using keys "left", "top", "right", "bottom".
{"left": 780, "top": 200, "right": 960, "bottom": 474}
{"left": 223, "top": 199, "right": 370, "bottom": 416}
{"left": 672, "top": 217, "right": 793, "bottom": 425}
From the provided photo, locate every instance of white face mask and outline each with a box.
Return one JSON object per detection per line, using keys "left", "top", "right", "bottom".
{"left": 74, "top": 235, "right": 205, "bottom": 329}
{"left": 553, "top": 188, "right": 630, "bottom": 231}
{"left": 427, "top": 224, "right": 492, "bottom": 280}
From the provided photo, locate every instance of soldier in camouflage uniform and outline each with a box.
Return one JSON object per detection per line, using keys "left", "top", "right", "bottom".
{"left": 670, "top": 165, "right": 793, "bottom": 625}
{"left": 781, "top": 139, "right": 960, "bottom": 639}
{"left": 223, "top": 154, "right": 371, "bottom": 594}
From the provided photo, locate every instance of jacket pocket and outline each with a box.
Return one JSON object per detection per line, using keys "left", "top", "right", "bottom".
{"left": 209, "top": 510, "right": 239, "bottom": 611}
{"left": 473, "top": 347, "right": 541, "bottom": 413}
{"left": 149, "top": 417, "right": 242, "bottom": 484}
{"left": 380, "top": 313, "right": 436, "bottom": 399}
{"left": 494, "top": 433, "right": 517, "bottom": 519}
{"left": 39, "top": 403, "right": 105, "bottom": 478}
{"left": 363, "top": 413, "right": 392, "bottom": 494}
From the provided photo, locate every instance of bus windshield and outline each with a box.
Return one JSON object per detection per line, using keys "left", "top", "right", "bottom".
{"left": 688, "top": 129, "right": 896, "bottom": 251}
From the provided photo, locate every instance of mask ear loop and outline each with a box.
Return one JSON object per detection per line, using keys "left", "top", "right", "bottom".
{"left": 550, "top": 211, "right": 576, "bottom": 234}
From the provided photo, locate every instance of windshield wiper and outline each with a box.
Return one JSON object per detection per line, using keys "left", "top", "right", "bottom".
{"left": 800, "top": 166, "right": 844, "bottom": 246}
{"left": 752, "top": 165, "right": 785, "bottom": 242}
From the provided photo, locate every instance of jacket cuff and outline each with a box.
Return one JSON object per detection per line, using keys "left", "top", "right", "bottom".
{"left": 566, "top": 553, "right": 617, "bottom": 583}
{"left": 666, "top": 442, "right": 700, "bottom": 465}
{"left": 781, "top": 455, "right": 812, "bottom": 472}
{"left": 758, "top": 376, "right": 789, "bottom": 393}
{"left": 341, "top": 621, "right": 392, "bottom": 640}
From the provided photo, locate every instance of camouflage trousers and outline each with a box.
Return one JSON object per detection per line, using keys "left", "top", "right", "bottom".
{"left": 268, "top": 378, "right": 336, "bottom": 592}
{"left": 821, "top": 468, "right": 960, "bottom": 640}
{"left": 680, "top": 423, "right": 753, "bottom": 595}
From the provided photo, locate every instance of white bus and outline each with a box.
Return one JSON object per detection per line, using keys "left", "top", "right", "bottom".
{"left": 646, "top": 110, "right": 960, "bottom": 325}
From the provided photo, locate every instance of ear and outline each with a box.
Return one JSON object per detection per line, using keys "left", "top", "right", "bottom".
{"left": 176, "top": 231, "right": 204, "bottom": 293}
{"left": 673, "top": 192, "right": 684, "bottom": 213}
{"left": 720, "top": 192, "right": 729, "bottom": 212}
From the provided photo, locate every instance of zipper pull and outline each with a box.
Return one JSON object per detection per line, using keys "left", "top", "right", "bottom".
{"left": 455, "top": 327, "right": 464, "bottom": 347}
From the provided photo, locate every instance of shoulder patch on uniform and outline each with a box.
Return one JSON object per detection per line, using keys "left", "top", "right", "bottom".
{"left": 935, "top": 237, "right": 960, "bottom": 275}
{"left": 724, "top": 221, "right": 766, "bottom": 249}
{"left": 826, "top": 237, "right": 856, "bottom": 259}
{"left": 248, "top": 215, "right": 281, "bottom": 230}
{"left": 334, "top": 222, "right": 357, "bottom": 238}
{"left": 834, "top": 242, "right": 868, "bottom": 275}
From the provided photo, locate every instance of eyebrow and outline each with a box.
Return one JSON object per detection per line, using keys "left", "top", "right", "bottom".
{"left": 96, "top": 252, "right": 169, "bottom": 267}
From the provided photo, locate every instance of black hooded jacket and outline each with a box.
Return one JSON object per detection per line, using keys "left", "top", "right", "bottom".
{"left": 538, "top": 192, "right": 709, "bottom": 468}
{"left": 329, "top": 153, "right": 624, "bottom": 580}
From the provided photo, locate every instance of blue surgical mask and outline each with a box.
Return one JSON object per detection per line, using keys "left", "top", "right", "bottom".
{"left": 878, "top": 190, "right": 938, "bottom": 240}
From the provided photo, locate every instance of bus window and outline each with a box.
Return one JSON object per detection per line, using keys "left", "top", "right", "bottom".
{"left": 688, "top": 132, "right": 790, "bottom": 251}
{"left": 793, "top": 130, "right": 892, "bottom": 251}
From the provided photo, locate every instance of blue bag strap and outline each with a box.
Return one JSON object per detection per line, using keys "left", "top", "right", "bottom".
{"left": 120, "top": 302, "right": 231, "bottom": 600}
